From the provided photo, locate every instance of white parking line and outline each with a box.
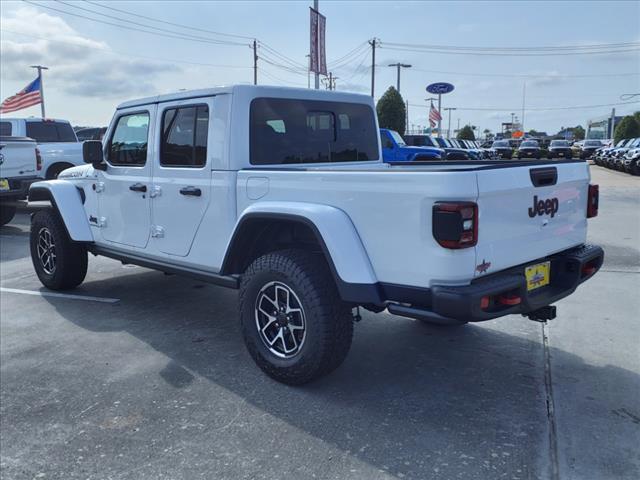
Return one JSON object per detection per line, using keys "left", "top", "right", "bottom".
{"left": 0, "top": 287, "right": 120, "bottom": 304}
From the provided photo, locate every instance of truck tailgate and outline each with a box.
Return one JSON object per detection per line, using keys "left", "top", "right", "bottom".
{"left": 0, "top": 139, "right": 37, "bottom": 179}
{"left": 475, "top": 161, "right": 589, "bottom": 276}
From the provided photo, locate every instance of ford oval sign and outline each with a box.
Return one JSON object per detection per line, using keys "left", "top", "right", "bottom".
{"left": 426, "top": 82, "right": 454, "bottom": 95}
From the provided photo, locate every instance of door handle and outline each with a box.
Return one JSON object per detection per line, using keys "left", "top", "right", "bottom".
{"left": 179, "top": 186, "right": 201, "bottom": 197}
{"left": 129, "top": 183, "right": 147, "bottom": 193}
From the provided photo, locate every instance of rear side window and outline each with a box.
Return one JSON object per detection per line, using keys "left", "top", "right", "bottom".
{"left": 108, "top": 112, "right": 150, "bottom": 166}
{"left": 161, "top": 105, "right": 209, "bottom": 167}
{"left": 26, "top": 121, "right": 76, "bottom": 142}
{"left": 0, "top": 122, "right": 11, "bottom": 136}
{"left": 250, "top": 98, "right": 379, "bottom": 165}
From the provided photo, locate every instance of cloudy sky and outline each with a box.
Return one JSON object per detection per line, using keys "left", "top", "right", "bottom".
{"left": 1, "top": 0, "right": 638, "bottom": 134}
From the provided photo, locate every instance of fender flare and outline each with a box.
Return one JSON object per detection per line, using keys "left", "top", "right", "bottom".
{"left": 28, "top": 180, "right": 94, "bottom": 242}
{"left": 221, "top": 202, "right": 381, "bottom": 304}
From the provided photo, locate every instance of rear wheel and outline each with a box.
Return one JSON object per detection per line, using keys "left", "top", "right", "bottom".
{"left": 239, "top": 249, "right": 353, "bottom": 385}
{"left": 0, "top": 204, "right": 17, "bottom": 226}
{"left": 30, "top": 209, "right": 88, "bottom": 290}
{"left": 46, "top": 163, "right": 74, "bottom": 180}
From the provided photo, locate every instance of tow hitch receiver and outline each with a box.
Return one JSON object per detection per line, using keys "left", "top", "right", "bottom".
{"left": 524, "top": 305, "right": 557, "bottom": 322}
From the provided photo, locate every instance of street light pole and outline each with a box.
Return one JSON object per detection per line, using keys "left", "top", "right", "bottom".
{"left": 444, "top": 107, "right": 456, "bottom": 138}
{"left": 314, "top": 0, "right": 320, "bottom": 90}
{"left": 387, "top": 63, "right": 411, "bottom": 93}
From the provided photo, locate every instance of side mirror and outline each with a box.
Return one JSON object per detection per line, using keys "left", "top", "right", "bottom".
{"left": 83, "top": 140, "right": 106, "bottom": 171}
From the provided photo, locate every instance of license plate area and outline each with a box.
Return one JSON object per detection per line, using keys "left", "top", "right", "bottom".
{"left": 525, "top": 261, "right": 550, "bottom": 291}
{"left": 0, "top": 179, "right": 9, "bottom": 192}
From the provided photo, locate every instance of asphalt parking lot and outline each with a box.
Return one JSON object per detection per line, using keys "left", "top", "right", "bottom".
{"left": 1, "top": 165, "right": 638, "bottom": 480}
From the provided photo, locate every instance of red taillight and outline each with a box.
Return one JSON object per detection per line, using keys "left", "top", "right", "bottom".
{"left": 35, "top": 147, "right": 42, "bottom": 171}
{"left": 432, "top": 201, "right": 478, "bottom": 249}
{"left": 587, "top": 184, "right": 598, "bottom": 218}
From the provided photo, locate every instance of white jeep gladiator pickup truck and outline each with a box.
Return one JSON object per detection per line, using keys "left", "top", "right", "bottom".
{"left": 0, "top": 117, "right": 83, "bottom": 179}
{"left": 0, "top": 136, "right": 41, "bottom": 225}
{"left": 28, "top": 86, "right": 603, "bottom": 384}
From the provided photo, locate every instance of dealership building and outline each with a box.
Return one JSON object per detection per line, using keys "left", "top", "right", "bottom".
{"left": 586, "top": 112, "right": 623, "bottom": 140}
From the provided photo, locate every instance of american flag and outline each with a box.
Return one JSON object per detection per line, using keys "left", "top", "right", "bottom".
{"left": 429, "top": 101, "right": 441, "bottom": 128}
{"left": 0, "top": 76, "right": 42, "bottom": 114}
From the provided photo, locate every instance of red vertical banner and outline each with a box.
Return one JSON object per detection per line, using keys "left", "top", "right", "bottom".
{"left": 318, "top": 12, "right": 327, "bottom": 76}
{"left": 309, "top": 8, "right": 319, "bottom": 73}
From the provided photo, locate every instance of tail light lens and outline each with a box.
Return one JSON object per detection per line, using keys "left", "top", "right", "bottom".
{"left": 432, "top": 202, "right": 478, "bottom": 249}
{"left": 587, "top": 184, "right": 599, "bottom": 218}
{"left": 35, "top": 147, "right": 42, "bottom": 171}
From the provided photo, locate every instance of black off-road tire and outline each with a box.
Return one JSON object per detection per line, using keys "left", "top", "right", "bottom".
{"left": 30, "top": 209, "right": 88, "bottom": 290}
{"left": 239, "top": 249, "right": 354, "bottom": 385}
{"left": 0, "top": 204, "right": 17, "bottom": 226}
{"left": 45, "top": 163, "right": 74, "bottom": 180}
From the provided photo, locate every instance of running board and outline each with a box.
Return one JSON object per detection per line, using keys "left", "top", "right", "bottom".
{"left": 88, "top": 246, "right": 239, "bottom": 289}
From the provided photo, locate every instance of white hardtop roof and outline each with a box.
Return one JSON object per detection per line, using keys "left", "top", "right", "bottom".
{"left": 116, "top": 84, "right": 373, "bottom": 110}
{"left": 0, "top": 117, "right": 71, "bottom": 123}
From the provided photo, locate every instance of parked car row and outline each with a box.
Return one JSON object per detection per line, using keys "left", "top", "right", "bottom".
{"left": 593, "top": 137, "right": 640, "bottom": 175}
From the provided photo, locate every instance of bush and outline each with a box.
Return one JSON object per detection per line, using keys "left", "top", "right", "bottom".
{"left": 457, "top": 125, "right": 475, "bottom": 140}
{"left": 539, "top": 149, "right": 550, "bottom": 158}
{"left": 614, "top": 115, "right": 640, "bottom": 144}
{"left": 376, "top": 87, "right": 406, "bottom": 135}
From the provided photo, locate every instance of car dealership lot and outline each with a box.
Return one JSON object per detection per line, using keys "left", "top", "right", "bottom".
{"left": 0, "top": 165, "right": 638, "bottom": 480}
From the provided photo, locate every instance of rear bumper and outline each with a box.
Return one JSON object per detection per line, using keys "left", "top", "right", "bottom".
{"left": 0, "top": 176, "right": 39, "bottom": 200}
{"left": 387, "top": 244, "right": 604, "bottom": 323}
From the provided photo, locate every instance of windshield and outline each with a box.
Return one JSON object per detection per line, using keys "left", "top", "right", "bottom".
{"left": 389, "top": 130, "right": 406, "bottom": 146}
{"left": 521, "top": 141, "right": 539, "bottom": 147}
{"left": 493, "top": 140, "right": 509, "bottom": 148}
{"left": 584, "top": 140, "right": 601, "bottom": 147}
{"left": 550, "top": 140, "right": 569, "bottom": 147}
{"left": 616, "top": 140, "right": 627, "bottom": 147}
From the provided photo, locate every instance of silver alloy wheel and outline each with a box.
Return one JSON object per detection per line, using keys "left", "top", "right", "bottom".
{"left": 255, "top": 281, "right": 306, "bottom": 358}
{"left": 37, "top": 227, "right": 57, "bottom": 275}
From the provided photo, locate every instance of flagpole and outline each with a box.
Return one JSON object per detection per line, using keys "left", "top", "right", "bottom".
{"left": 30, "top": 65, "right": 48, "bottom": 118}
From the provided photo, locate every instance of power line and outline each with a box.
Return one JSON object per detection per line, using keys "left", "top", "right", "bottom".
{"left": 383, "top": 40, "right": 640, "bottom": 52}
{"left": 407, "top": 67, "right": 640, "bottom": 79}
{"left": 83, "top": 0, "right": 254, "bottom": 40}
{"left": 380, "top": 44, "right": 640, "bottom": 57}
{"left": 54, "top": 0, "right": 247, "bottom": 46}
{"left": 23, "top": 0, "right": 248, "bottom": 47}
{"left": 1, "top": 29, "right": 252, "bottom": 70}
{"left": 407, "top": 101, "right": 640, "bottom": 112}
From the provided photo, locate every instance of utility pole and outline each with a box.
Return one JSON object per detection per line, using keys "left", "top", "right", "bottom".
{"left": 610, "top": 108, "right": 616, "bottom": 139}
{"left": 252, "top": 40, "right": 258, "bottom": 85}
{"left": 314, "top": 0, "right": 320, "bottom": 90}
{"left": 444, "top": 107, "right": 456, "bottom": 138}
{"left": 521, "top": 82, "right": 526, "bottom": 133}
{"left": 30, "top": 65, "right": 48, "bottom": 117}
{"left": 369, "top": 38, "right": 377, "bottom": 98}
{"left": 405, "top": 100, "right": 409, "bottom": 134}
{"left": 388, "top": 63, "right": 411, "bottom": 93}
{"left": 306, "top": 54, "right": 311, "bottom": 89}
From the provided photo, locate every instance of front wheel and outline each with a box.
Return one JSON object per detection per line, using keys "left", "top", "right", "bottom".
{"left": 30, "top": 209, "right": 88, "bottom": 290}
{"left": 239, "top": 249, "right": 353, "bottom": 385}
{"left": 0, "top": 204, "right": 17, "bottom": 226}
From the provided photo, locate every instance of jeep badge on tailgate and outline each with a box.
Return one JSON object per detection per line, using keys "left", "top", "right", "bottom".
{"left": 528, "top": 195, "right": 559, "bottom": 218}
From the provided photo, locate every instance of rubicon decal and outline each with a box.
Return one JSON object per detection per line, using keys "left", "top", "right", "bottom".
{"left": 528, "top": 195, "right": 559, "bottom": 218}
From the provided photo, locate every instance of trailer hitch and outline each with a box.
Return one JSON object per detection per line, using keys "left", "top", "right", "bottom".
{"left": 524, "top": 305, "right": 557, "bottom": 323}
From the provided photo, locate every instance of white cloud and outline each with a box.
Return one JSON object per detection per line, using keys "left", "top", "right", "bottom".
{"left": 0, "top": 7, "right": 180, "bottom": 98}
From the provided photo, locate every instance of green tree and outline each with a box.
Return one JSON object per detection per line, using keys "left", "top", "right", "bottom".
{"left": 457, "top": 124, "right": 476, "bottom": 141}
{"left": 376, "top": 86, "right": 406, "bottom": 135}
{"left": 573, "top": 125, "right": 585, "bottom": 141}
{"left": 528, "top": 129, "right": 539, "bottom": 136}
{"left": 613, "top": 115, "right": 640, "bottom": 144}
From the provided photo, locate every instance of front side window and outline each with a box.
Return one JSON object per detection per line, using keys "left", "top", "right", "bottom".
{"left": 108, "top": 112, "right": 150, "bottom": 166}
{"left": 250, "top": 98, "right": 379, "bottom": 165}
{"left": 0, "top": 122, "right": 12, "bottom": 136}
{"left": 161, "top": 105, "right": 209, "bottom": 167}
